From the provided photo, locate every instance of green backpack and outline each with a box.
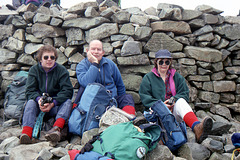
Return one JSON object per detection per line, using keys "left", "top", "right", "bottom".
{"left": 92, "top": 122, "right": 161, "bottom": 160}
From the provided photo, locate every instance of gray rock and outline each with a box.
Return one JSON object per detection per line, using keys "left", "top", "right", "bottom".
{"left": 65, "top": 28, "right": 85, "bottom": 45}
{"left": 62, "top": 17, "right": 110, "bottom": 30}
{"left": 182, "top": 9, "right": 202, "bottom": 21}
{"left": 85, "top": 6, "right": 99, "bottom": 18}
{"left": 67, "top": 2, "right": 98, "bottom": 14}
{"left": 146, "top": 144, "right": 174, "bottom": 160}
{"left": 24, "top": 43, "right": 44, "bottom": 54}
{"left": 17, "top": 54, "right": 37, "bottom": 66}
{"left": 119, "top": 23, "right": 135, "bottom": 36}
{"left": 6, "top": 37, "right": 25, "bottom": 53}
{"left": 122, "top": 74, "right": 142, "bottom": 91}
{"left": 86, "top": 23, "right": 119, "bottom": 43}
{"left": 130, "top": 14, "right": 150, "bottom": 26}
{"left": 33, "top": 13, "right": 51, "bottom": 24}
{"left": 145, "top": 32, "right": 183, "bottom": 52}
{"left": 178, "top": 142, "right": 211, "bottom": 160}
{"left": 8, "top": 142, "right": 52, "bottom": 160}
{"left": 195, "top": 5, "right": 223, "bottom": 15}
{"left": 198, "top": 91, "right": 220, "bottom": 103}
{"left": 0, "top": 49, "right": 17, "bottom": 64}
{"left": 35, "top": 148, "right": 53, "bottom": 160}
{"left": 32, "top": 23, "right": 65, "bottom": 38}
{"left": 213, "top": 81, "right": 236, "bottom": 92}
{"left": 184, "top": 46, "right": 222, "bottom": 63}
{"left": 111, "top": 11, "right": 130, "bottom": 23}
{"left": 151, "top": 21, "right": 191, "bottom": 34}
{"left": 202, "top": 13, "right": 219, "bottom": 24}
{"left": 117, "top": 54, "right": 150, "bottom": 66}
{"left": 121, "top": 41, "right": 142, "bottom": 56}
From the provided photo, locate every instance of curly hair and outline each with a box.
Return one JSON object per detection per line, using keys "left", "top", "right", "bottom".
{"left": 36, "top": 45, "right": 58, "bottom": 62}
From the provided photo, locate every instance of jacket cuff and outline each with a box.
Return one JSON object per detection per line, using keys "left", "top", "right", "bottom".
{"left": 36, "top": 96, "right": 41, "bottom": 103}
{"left": 53, "top": 99, "right": 58, "bottom": 106}
{"left": 92, "top": 62, "right": 99, "bottom": 68}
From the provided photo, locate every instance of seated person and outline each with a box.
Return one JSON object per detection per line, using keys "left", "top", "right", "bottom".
{"left": 20, "top": 44, "right": 73, "bottom": 144}
{"left": 76, "top": 39, "right": 135, "bottom": 116}
{"left": 139, "top": 49, "right": 213, "bottom": 143}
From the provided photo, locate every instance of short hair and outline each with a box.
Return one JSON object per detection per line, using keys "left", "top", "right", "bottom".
{"left": 36, "top": 45, "right": 58, "bottom": 62}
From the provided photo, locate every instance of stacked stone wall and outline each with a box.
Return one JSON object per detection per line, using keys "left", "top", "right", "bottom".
{"left": 0, "top": 2, "right": 240, "bottom": 118}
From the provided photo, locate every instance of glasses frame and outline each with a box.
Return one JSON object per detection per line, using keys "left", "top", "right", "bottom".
{"left": 43, "top": 55, "right": 55, "bottom": 60}
{"left": 158, "top": 60, "right": 170, "bottom": 66}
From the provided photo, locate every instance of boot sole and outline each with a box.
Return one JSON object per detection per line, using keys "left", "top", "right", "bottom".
{"left": 198, "top": 117, "right": 213, "bottom": 143}
{"left": 45, "top": 132, "right": 61, "bottom": 142}
{"left": 20, "top": 134, "right": 32, "bottom": 144}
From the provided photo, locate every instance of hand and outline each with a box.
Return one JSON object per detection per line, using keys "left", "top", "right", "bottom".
{"left": 39, "top": 102, "right": 54, "bottom": 112}
{"left": 87, "top": 51, "right": 98, "bottom": 64}
{"left": 164, "top": 100, "right": 174, "bottom": 112}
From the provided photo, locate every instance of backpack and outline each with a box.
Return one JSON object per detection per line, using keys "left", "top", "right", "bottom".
{"left": 21, "top": 0, "right": 43, "bottom": 6}
{"left": 91, "top": 122, "right": 161, "bottom": 160}
{"left": 20, "top": 0, "right": 60, "bottom": 7}
{"left": 74, "top": 151, "right": 112, "bottom": 160}
{"left": 99, "top": 106, "right": 135, "bottom": 132}
{"left": 3, "top": 71, "right": 28, "bottom": 121}
{"left": 144, "top": 100, "right": 187, "bottom": 152}
{"left": 68, "top": 83, "right": 117, "bottom": 136}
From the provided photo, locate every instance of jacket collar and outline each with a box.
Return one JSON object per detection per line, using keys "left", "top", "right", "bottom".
{"left": 38, "top": 62, "right": 57, "bottom": 73}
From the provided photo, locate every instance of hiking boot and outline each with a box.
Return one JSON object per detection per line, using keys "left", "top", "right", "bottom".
{"left": 133, "top": 115, "right": 148, "bottom": 126}
{"left": 193, "top": 117, "right": 213, "bottom": 143}
{"left": 20, "top": 134, "right": 32, "bottom": 144}
{"left": 45, "top": 126, "right": 61, "bottom": 142}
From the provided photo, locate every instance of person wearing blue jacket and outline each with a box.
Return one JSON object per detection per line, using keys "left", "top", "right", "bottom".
{"left": 76, "top": 39, "right": 135, "bottom": 116}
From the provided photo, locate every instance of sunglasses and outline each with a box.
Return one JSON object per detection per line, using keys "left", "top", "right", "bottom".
{"left": 43, "top": 55, "right": 55, "bottom": 60}
{"left": 158, "top": 60, "right": 170, "bottom": 65}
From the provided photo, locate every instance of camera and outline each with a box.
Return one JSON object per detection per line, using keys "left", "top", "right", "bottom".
{"left": 41, "top": 93, "right": 53, "bottom": 106}
{"left": 167, "top": 97, "right": 175, "bottom": 105}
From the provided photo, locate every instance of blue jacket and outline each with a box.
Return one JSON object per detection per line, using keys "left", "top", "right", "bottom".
{"left": 76, "top": 57, "right": 126, "bottom": 97}
{"left": 76, "top": 57, "right": 125, "bottom": 97}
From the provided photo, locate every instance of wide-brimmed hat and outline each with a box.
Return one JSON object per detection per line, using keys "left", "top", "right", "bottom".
{"left": 155, "top": 49, "right": 172, "bottom": 59}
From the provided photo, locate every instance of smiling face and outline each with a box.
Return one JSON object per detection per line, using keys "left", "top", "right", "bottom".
{"left": 157, "top": 58, "right": 171, "bottom": 74}
{"left": 40, "top": 51, "right": 56, "bottom": 72}
{"left": 88, "top": 40, "right": 105, "bottom": 62}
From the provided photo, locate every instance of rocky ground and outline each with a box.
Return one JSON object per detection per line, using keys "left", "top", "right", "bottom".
{"left": 0, "top": 109, "right": 239, "bottom": 160}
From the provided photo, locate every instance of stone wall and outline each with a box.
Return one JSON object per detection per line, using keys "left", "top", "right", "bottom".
{"left": 0, "top": 2, "right": 240, "bottom": 116}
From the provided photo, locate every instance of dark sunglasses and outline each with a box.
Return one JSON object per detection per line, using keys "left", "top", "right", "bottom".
{"left": 158, "top": 60, "right": 170, "bottom": 65}
{"left": 43, "top": 55, "right": 55, "bottom": 60}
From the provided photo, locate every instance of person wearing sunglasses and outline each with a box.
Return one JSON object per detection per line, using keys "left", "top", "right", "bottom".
{"left": 20, "top": 45, "right": 73, "bottom": 144}
{"left": 139, "top": 49, "right": 213, "bottom": 144}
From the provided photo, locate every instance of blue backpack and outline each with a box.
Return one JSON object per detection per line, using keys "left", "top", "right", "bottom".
{"left": 144, "top": 100, "right": 187, "bottom": 152}
{"left": 68, "top": 83, "right": 117, "bottom": 136}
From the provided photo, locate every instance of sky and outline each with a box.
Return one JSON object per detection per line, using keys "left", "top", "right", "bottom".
{"left": 0, "top": 0, "right": 239, "bottom": 16}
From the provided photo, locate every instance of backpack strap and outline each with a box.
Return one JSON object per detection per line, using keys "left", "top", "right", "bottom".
{"left": 231, "top": 148, "right": 240, "bottom": 160}
{"left": 139, "top": 123, "right": 162, "bottom": 150}
{"left": 32, "top": 111, "right": 45, "bottom": 139}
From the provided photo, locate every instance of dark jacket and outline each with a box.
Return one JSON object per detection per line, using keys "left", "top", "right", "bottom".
{"left": 139, "top": 68, "right": 189, "bottom": 109}
{"left": 26, "top": 63, "right": 73, "bottom": 106}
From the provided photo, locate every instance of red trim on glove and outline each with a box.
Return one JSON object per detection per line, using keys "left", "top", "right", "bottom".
{"left": 122, "top": 105, "right": 136, "bottom": 115}
{"left": 53, "top": 118, "right": 65, "bottom": 129}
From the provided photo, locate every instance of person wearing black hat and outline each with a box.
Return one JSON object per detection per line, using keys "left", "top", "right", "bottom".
{"left": 139, "top": 49, "right": 213, "bottom": 143}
